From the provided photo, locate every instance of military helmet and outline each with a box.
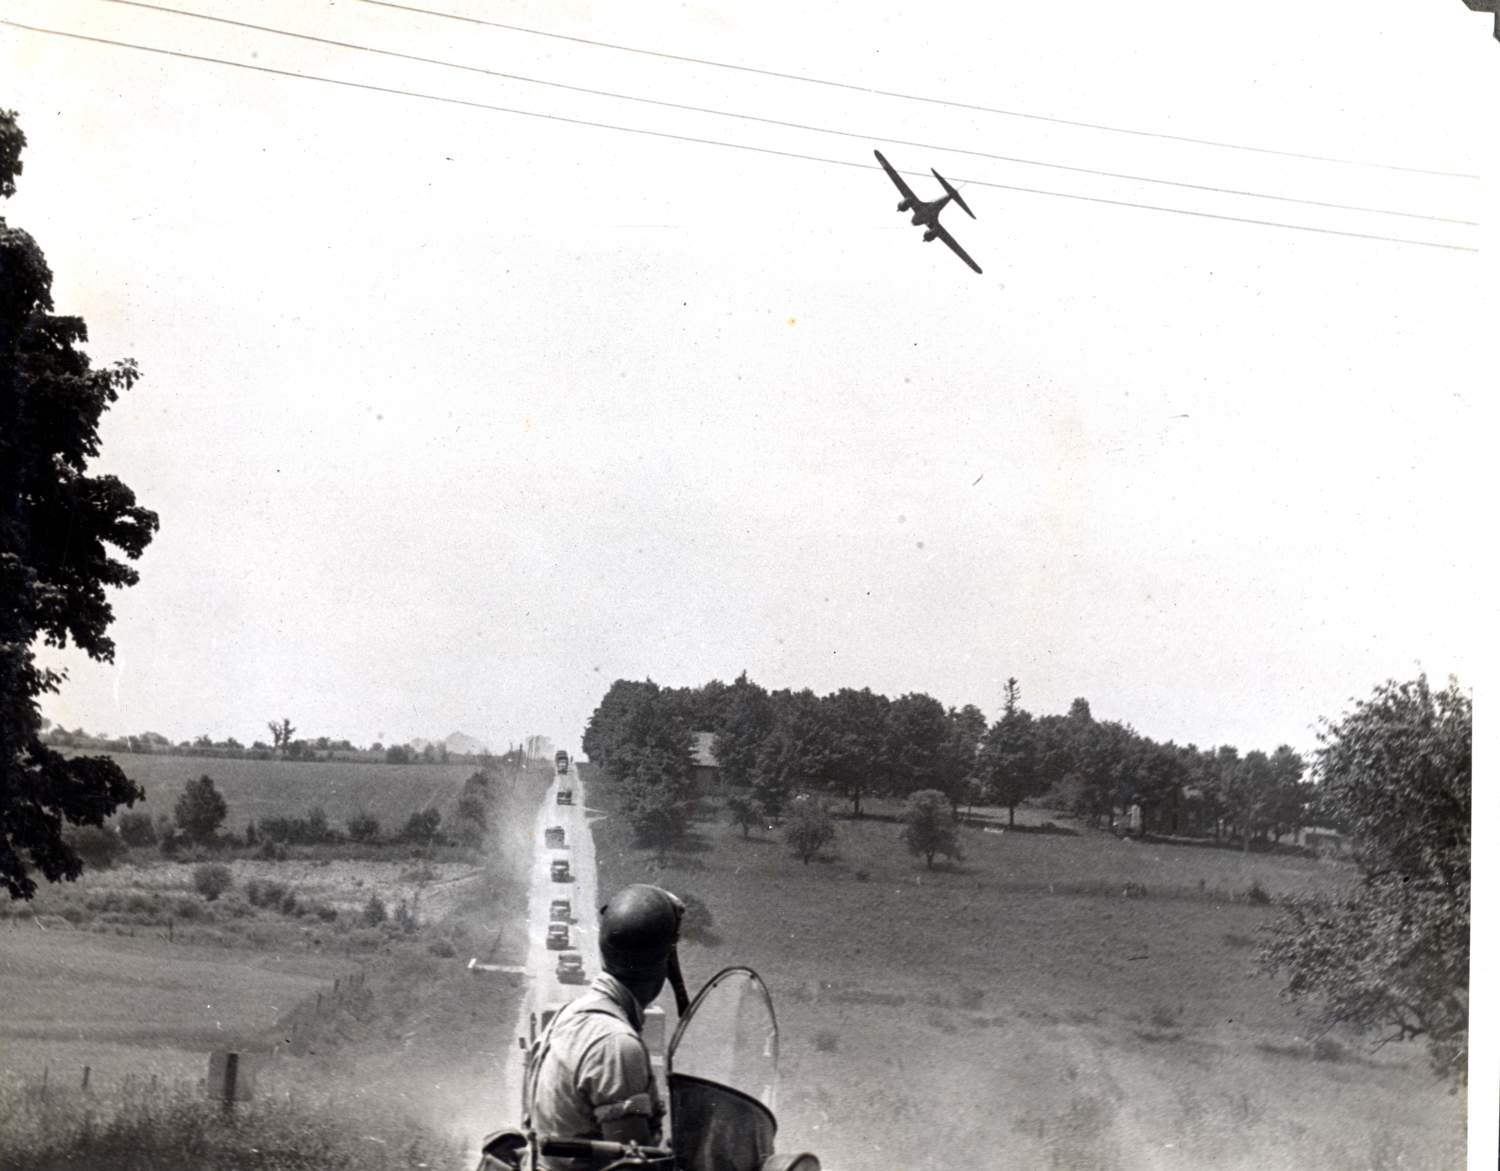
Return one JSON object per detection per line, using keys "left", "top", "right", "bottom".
{"left": 598, "top": 884, "right": 683, "bottom": 978}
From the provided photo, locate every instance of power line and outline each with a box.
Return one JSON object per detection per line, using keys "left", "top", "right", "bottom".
{"left": 1, "top": 19, "right": 1478, "bottom": 253}
{"left": 356, "top": 0, "right": 1480, "bottom": 181}
{"left": 98, "top": 0, "right": 1477, "bottom": 227}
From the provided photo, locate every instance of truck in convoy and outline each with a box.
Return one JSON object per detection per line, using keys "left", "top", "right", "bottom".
{"left": 555, "top": 750, "right": 570, "bottom": 774}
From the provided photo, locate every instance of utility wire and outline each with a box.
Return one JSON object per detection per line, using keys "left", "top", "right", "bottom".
{"left": 98, "top": 0, "right": 1477, "bottom": 227}
{"left": 1, "top": 19, "right": 1477, "bottom": 253}
{"left": 357, "top": 0, "right": 1479, "bottom": 181}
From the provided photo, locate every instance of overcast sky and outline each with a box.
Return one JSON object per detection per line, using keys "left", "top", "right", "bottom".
{"left": 2, "top": 0, "right": 1493, "bottom": 756}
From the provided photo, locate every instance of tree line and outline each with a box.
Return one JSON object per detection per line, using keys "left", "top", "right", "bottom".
{"left": 584, "top": 673, "right": 1316, "bottom": 851}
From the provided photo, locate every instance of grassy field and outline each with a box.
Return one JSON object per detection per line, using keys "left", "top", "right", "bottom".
{"left": 86, "top": 751, "right": 481, "bottom": 834}
{"left": 587, "top": 770, "right": 1463, "bottom": 1171}
{"left": 0, "top": 762, "right": 550, "bottom": 1160}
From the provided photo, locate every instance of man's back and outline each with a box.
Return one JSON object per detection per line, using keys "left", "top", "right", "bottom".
{"left": 528, "top": 974, "right": 663, "bottom": 1169}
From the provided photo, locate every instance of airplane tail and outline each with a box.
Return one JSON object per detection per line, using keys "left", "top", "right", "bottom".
{"left": 933, "top": 169, "right": 975, "bottom": 219}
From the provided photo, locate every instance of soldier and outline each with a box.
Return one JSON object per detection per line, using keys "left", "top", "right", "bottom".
{"left": 526, "top": 884, "right": 687, "bottom": 1169}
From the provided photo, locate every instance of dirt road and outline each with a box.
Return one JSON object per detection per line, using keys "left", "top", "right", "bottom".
{"left": 506, "top": 765, "right": 599, "bottom": 1113}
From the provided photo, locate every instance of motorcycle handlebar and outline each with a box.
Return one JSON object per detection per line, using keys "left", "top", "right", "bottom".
{"left": 538, "top": 1137, "right": 672, "bottom": 1163}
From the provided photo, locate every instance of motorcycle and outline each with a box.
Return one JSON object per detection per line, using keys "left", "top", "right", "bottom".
{"left": 477, "top": 967, "right": 820, "bottom": 1171}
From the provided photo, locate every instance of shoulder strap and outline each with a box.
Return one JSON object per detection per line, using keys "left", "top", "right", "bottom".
{"left": 522, "top": 995, "right": 630, "bottom": 1128}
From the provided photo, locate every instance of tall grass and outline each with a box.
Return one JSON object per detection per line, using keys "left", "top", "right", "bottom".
{"left": 0, "top": 1077, "right": 462, "bottom": 1170}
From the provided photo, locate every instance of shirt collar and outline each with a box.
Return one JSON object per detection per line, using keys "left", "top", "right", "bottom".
{"left": 591, "top": 971, "right": 645, "bottom": 1030}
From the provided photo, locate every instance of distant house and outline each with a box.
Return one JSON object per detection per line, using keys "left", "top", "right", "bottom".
{"left": 691, "top": 732, "right": 721, "bottom": 789}
{"left": 1298, "top": 824, "right": 1350, "bottom": 856}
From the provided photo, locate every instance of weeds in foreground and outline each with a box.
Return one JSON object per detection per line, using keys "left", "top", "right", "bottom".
{"left": 0, "top": 1077, "right": 463, "bottom": 1171}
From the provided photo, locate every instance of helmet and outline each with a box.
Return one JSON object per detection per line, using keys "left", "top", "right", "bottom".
{"left": 598, "top": 884, "right": 683, "bottom": 978}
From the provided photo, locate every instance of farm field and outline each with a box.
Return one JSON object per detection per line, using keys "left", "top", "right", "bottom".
{"left": 586, "top": 771, "right": 1463, "bottom": 1171}
{"left": 0, "top": 763, "right": 551, "bottom": 1154}
{"left": 84, "top": 751, "right": 480, "bottom": 832}
{"left": 0, "top": 928, "right": 350, "bottom": 1084}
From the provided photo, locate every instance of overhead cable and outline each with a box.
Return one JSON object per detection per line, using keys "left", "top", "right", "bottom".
{"left": 0, "top": 19, "right": 1477, "bottom": 253}
{"left": 356, "top": 0, "right": 1479, "bottom": 180}
{"left": 99, "top": 0, "right": 1476, "bottom": 227}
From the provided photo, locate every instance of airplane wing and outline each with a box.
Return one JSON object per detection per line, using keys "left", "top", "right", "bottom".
{"left": 873, "top": 150, "right": 918, "bottom": 203}
{"left": 929, "top": 221, "right": 983, "bottom": 274}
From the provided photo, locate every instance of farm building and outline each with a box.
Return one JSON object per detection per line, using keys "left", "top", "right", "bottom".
{"left": 691, "top": 732, "right": 720, "bottom": 789}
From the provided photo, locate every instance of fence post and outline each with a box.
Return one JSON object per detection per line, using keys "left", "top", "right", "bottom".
{"left": 222, "top": 1052, "right": 239, "bottom": 1115}
{"left": 81, "top": 1065, "right": 90, "bottom": 1091}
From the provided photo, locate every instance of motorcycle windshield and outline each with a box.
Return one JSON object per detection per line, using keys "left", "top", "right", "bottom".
{"left": 668, "top": 967, "right": 780, "bottom": 1111}
{"left": 666, "top": 968, "right": 780, "bottom": 1171}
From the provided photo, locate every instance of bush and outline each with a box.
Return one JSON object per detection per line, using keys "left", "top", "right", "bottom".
{"left": 428, "top": 938, "right": 456, "bottom": 958}
{"left": 1245, "top": 881, "right": 1271, "bottom": 905}
{"left": 782, "top": 795, "right": 836, "bottom": 865}
{"left": 400, "top": 808, "right": 442, "bottom": 845}
{"left": 315, "top": 904, "right": 339, "bottom": 923}
{"left": 63, "top": 824, "right": 128, "bottom": 870}
{"left": 363, "top": 894, "right": 388, "bottom": 927}
{"left": 347, "top": 811, "right": 381, "bottom": 843}
{"left": 192, "top": 863, "right": 233, "bottom": 901}
{"left": 117, "top": 810, "right": 157, "bottom": 847}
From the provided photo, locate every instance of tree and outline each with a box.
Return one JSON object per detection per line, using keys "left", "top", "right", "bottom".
{"left": 267, "top": 719, "right": 295, "bottom": 757}
{"left": 1260, "top": 675, "right": 1470, "bottom": 1084}
{"left": 174, "top": 775, "right": 227, "bottom": 845}
{"left": 782, "top": 794, "right": 836, "bottom": 865}
{"left": 937, "top": 704, "right": 987, "bottom": 817}
{"left": 887, "top": 692, "right": 951, "bottom": 802}
{"left": 622, "top": 775, "right": 693, "bottom": 860}
{"left": 712, "top": 673, "right": 775, "bottom": 788}
{"left": 900, "top": 788, "right": 962, "bottom": 869}
{"left": 1, "top": 111, "right": 158, "bottom": 899}
{"left": 723, "top": 789, "right": 765, "bottom": 839}
{"left": 401, "top": 808, "right": 442, "bottom": 844}
{"left": 819, "top": 687, "right": 893, "bottom": 817}
{"left": 980, "top": 702, "right": 1046, "bottom": 827}
{"left": 347, "top": 810, "right": 381, "bottom": 843}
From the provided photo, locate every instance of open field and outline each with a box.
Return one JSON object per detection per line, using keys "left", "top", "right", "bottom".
{"left": 82, "top": 751, "right": 481, "bottom": 834}
{"left": 586, "top": 769, "right": 1463, "bottom": 1171}
{"left": 0, "top": 764, "right": 551, "bottom": 1158}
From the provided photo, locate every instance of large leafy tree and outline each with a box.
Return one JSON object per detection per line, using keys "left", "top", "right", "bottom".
{"left": 886, "top": 692, "right": 951, "bottom": 801}
{"left": 712, "top": 672, "right": 775, "bottom": 788}
{"left": 173, "top": 775, "right": 227, "bottom": 845}
{"left": 1, "top": 111, "right": 158, "bottom": 899}
{"left": 819, "top": 687, "right": 893, "bottom": 817}
{"left": 1260, "top": 675, "right": 1470, "bottom": 1084}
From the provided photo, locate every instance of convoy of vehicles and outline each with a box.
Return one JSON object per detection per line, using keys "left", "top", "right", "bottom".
{"left": 550, "top": 859, "right": 571, "bottom": 882}
{"left": 555, "top": 953, "right": 586, "bottom": 984}
{"left": 555, "top": 750, "right": 570, "bottom": 774}
{"left": 546, "top": 923, "right": 569, "bottom": 950}
{"left": 556, "top": 788, "right": 573, "bottom": 805}
{"left": 549, "top": 898, "right": 571, "bottom": 923}
{"left": 544, "top": 826, "right": 565, "bottom": 848}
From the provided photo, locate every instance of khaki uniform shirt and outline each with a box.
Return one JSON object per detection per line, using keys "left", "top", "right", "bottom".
{"left": 527, "top": 973, "right": 664, "bottom": 1169}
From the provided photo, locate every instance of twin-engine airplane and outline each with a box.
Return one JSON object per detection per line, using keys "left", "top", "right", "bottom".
{"left": 873, "top": 149, "right": 981, "bottom": 274}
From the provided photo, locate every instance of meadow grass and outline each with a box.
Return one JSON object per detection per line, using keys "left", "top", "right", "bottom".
{"left": 586, "top": 773, "right": 1462, "bottom": 1171}
{"left": 88, "top": 752, "right": 480, "bottom": 835}
{"left": 0, "top": 1075, "right": 463, "bottom": 1170}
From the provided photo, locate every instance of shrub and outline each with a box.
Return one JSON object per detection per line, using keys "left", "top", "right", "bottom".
{"left": 1245, "top": 881, "right": 1271, "bottom": 905}
{"left": 192, "top": 863, "right": 233, "bottom": 901}
{"left": 363, "top": 893, "right": 388, "bottom": 927}
{"left": 811, "top": 1029, "right": 838, "bottom": 1053}
{"left": 400, "top": 808, "right": 442, "bottom": 845}
{"left": 117, "top": 810, "right": 157, "bottom": 847}
{"left": 279, "top": 890, "right": 300, "bottom": 916}
{"left": 347, "top": 811, "right": 381, "bottom": 843}
{"left": 782, "top": 795, "right": 836, "bottom": 865}
{"left": 315, "top": 904, "right": 339, "bottom": 923}
{"left": 428, "top": 938, "right": 456, "bottom": 958}
{"left": 63, "top": 824, "right": 128, "bottom": 870}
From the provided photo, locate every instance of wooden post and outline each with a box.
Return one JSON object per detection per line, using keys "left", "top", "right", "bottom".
{"left": 222, "top": 1052, "right": 239, "bottom": 1114}
{"left": 41, "top": 1065, "right": 47, "bottom": 1096}
{"left": 81, "top": 1065, "right": 90, "bottom": 1091}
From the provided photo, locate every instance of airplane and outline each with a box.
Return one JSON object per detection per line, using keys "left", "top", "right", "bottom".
{"left": 873, "top": 149, "right": 982, "bottom": 274}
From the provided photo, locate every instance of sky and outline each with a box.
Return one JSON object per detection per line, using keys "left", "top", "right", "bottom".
{"left": 1, "top": 0, "right": 1494, "bottom": 760}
